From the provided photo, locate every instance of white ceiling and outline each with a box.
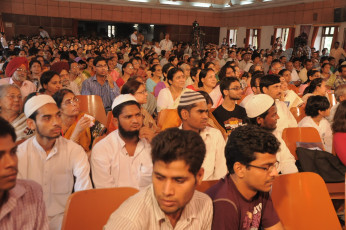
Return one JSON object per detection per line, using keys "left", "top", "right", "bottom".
{"left": 59, "top": 0, "right": 321, "bottom": 12}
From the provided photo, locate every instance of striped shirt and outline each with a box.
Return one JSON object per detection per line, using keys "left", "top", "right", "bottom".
{"left": 0, "top": 179, "right": 49, "bottom": 230}
{"left": 81, "top": 75, "right": 120, "bottom": 111}
{"left": 104, "top": 185, "right": 213, "bottom": 230}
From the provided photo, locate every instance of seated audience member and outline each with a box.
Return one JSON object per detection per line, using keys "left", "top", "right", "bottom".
{"left": 299, "top": 69, "right": 321, "bottom": 95}
{"left": 104, "top": 128, "right": 212, "bottom": 229}
{"left": 301, "top": 78, "right": 327, "bottom": 103}
{"left": 116, "top": 62, "right": 133, "bottom": 88}
{"left": 91, "top": 94, "right": 153, "bottom": 190}
{"left": 239, "top": 72, "right": 263, "bottom": 107}
{"left": 299, "top": 59, "right": 313, "bottom": 83}
{"left": 130, "top": 57, "right": 147, "bottom": 81}
{"left": 212, "top": 77, "right": 247, "bottom": 135}
{"left": 39, "top": 70, "right": 62, "bottom": 96}
{"left": 245, "top": 94, "right": 298, "bottom": 174}
{"left": 260, "top": 74, "right": 297, "bottom": 134}
{"left": 332, "top": 101, "right": 346, "bottom": 165}
{"left": 334, "top": 65, "right": 346, "bottom": 89}
{"left": 81, "top": 56, "right": 120, "bottom": 112}
{"left": 327, "top": 84, "right": 346, "bottom": 122}
{"left": 28, "top": 59, "right": 42, "bottom": 89}
{"left": 52, "top": 89, "right": 106, "bottom": 153}
{"left": 157, "top": 67, "right": 191, "bottom": 112}
{"left": 298, "top": 95, "right": 332, "bottom": 152}
{"left": 279, "top": 69, "right": 299, "bottom": 94}
{"left": 154, "top": 63, "right": 173, "bottom": 97}
{"left": 17, "top": 94, "right": 92, "bottom": 230}
{"left": 187, "top": 67, "right": 201, "bottom": 91}
{"left": 146, "top": 64, "right": 162, "bottom": 93}
{"left": 51, "top": 61, "right": 80, "bottom": 95}
{"left": 279, "top": 75, "right": 303, "bottom": 109}
{"left": 199, "top": 68, "right": 217, "bottom": 94}
{"left": 0, "top": 85, "right": 33, "bottom": 141}
{"left": 178, "top": 90, "right": 227, "bottom": 180}
{"left": 0, "top": 57, "right": 36, "bottom": 98}
{"left": 68, "top": 61, "right": 87, "bottom": 92}
{"left": 320, "top": 63, "right": 337, "bottom": 88}
{"left": 121, "top": 79, "right": 158, "bottom": 131}
{"left": 180, "top": 63, "right": 192, "bottom": 87}
{"left": 285, "top": 61, "right": 300, "bottom": 82}
{"left": 206, "top": 125, "right": 283, "bottom": 230}
{"left": 0, "top": 118, "right": 49, "bottom": 229}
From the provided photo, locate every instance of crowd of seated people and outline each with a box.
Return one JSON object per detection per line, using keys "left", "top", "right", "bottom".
{"left": 0, "top": 31, "right": 346, "bottom": 229}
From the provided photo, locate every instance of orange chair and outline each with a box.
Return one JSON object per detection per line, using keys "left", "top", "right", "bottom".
{"left": 157, "top": 109, "right": 181, "bottom": 131}
{"left": 76, "top": 95, "right": 107, "bottom": 126}
{"left": 281, "top": 127, "right": 323, "bottom": 160}
{"left": 61, "top": 187, "right": 138, "bottom": 230}
{"left": 196, "top": 180, "right": 219, "bottom": 193}
{"left": 290, "top": 106, "right": 306, "bottom": 123}
{"left": 271, "top": 172, "right": 342, "bottom": 230}
{"left": 327, "top": 92, "right": 337, "bottom": 107}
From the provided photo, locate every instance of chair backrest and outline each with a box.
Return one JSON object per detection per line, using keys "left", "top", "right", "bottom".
{"left": 196, "top": 180, "right": 219, "bottom": 193}
{"left": 281, "top": 127, "right": 323, "bottom": 160}
{"left": 157, "top": 109, "right": 181, "bottom": 130}
{"left": 62, "top": 187, "right": 138, "bottom": 230}
{"left": 290, "top": 106, "right": 306, "bottom": 123}
{"left": 327, "top": 92, "right": 337, "bottom": 107}
{"left": 76, "top": 95, "right": 107, "bottom": 126}
{"left": 271, "top": 172, "right": 342, "bottom": 230}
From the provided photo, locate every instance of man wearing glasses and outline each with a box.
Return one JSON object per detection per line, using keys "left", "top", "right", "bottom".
{"left": 206, "top": 125, "right": 284, "bottom": 230}
{"left": 212, "top": 77, "right": 248, "bottom": 135}
{"left": 81, "top": 56, "right": 120, "bottom": 112}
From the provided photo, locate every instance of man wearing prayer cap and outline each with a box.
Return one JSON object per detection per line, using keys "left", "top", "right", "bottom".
{"left": 0, "top": 57, "right": 36, "bottom": 98}
{"left": 178, "top": 90, "right": 227, "bottom": 180}
{"left": 245, "top": 94, "right": 298, "bottom": 174}
{"left": 17, "top": 94, "right": 92, "bottom": 230}
{"left": 91, "top": 94, "right": 153, "bottom": 190}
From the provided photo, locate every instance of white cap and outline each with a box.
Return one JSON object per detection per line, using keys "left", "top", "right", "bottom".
{"left": 111, "top": 94, "right": 137, "bottom": 110}
{"left": 245, "top": 94, "right": 274, "bottom": 118}
{"left": 24, "top": 94, "right": 56, "bottom": 118}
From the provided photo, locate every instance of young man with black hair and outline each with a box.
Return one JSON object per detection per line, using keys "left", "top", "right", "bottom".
{"left": 206, "top": 125, "right": 284, "bottom": 230}
{"left": 17, "top": 94, "right": 92, "bottom": 230}
{"left": 212, "top": 77, "right": 248, "bottom": 135}
{"left": 81, "top": 56, "right": 120, "bottom": 112}
{"left": 0, "top": 117, "right": 49, "bottom": 229}
{"left": 104, "top": 128, "right": 212, "bottom": 229}
{"left": 245, "top": 94, "right": 298, "bottom": 174}
{"left": 260, "top": 74, "right": 297, "bottom": 134}
{"left": 91, "top": 94, "right": 154, "bottom": 190}
{"left": 178, "top": 91, "right": 227, "bottom": 180}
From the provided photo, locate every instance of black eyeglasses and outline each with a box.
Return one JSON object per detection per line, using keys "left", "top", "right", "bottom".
{"left": 247, "top": 161, "right": 279, "bottom": 173}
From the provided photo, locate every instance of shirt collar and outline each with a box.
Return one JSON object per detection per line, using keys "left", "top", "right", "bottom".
{"left": 33, "top": 136, "right": 59, "bottom": 159}
{"left": 114, "top": 130, "right": 146, "bottom": 157}
{"left": 0, "top": 181, "right": 26, "bottom": 220}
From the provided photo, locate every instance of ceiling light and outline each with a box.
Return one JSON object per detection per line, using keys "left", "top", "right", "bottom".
{"left": 192, "top": 2, "right": 210, "bottom": 7}
{"left": 160, "top": 0, "right": 182, "bottom": 5}
{"left": 128, "top": 0, "right": 149, "bottom": 2}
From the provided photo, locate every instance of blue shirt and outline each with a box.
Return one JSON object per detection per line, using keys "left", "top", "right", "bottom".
{"left": 81, "top": 75, "right": 120, "bottom": 111}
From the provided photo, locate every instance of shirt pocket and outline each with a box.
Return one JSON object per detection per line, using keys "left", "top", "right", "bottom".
{"left": 138, "top": 163, "right": 152, "bottom": 189}
{"left": 110, "top": 163, "right": 119, "bottom": 187}
{"left": 52, "top": 174, "right": 71, "bottom": 194}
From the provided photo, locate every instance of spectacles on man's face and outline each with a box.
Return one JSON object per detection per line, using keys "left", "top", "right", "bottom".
{"left": 15, "top": 68, "right": 28, "bottom": 73}
{"left": 247, "top": 161, "right": 279, "bottom": 173}
{"left": 64, "top": 97, "right": 79, "bottom": 106}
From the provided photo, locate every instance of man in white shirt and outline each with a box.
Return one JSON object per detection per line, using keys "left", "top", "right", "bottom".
{"left": 17, "top": 94, "right": 92, "bottom": 230}
{"left": 299, "top": 59, "right": 313, "bottom": 83}
{"left": 330, "top": 42, "right": 346, "bottom": 64}
{"left": 177, "top": 91, "right": 227, "bottom": 180}
{"left": 91, "top": 94, "right": 153, "bottom": 190}
{"left": 245, "top": 94, "right": 298, "bottom": 174}
{"left": 238, "top": 52, "right": 253, "bottom": 72}
{"left": 105, "top": 128, "right": 212, "bottom": 229}
{"left": 285, "top": 61, "right": 300, "bottom": 82}
{"left": 153, "top": 41, "right": 161, "bottom": 56}
{"left": 38, "top": 26, "right": 50, "bottom": 39}
{"left": 159, "top": 33, "right": 173, "bottom": 52}
{"left": 130, "top": 30, "right": 138, "bottom": 46}
{"left": 260, "top": 74, "right": 297, "bottom": 134}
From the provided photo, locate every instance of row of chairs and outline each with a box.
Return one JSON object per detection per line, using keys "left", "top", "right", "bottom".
{"left": 61, "top": 172, "right": 343, "bottom": 230}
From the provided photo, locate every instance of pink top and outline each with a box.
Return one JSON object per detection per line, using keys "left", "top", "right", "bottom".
{"left": 334, "top": 132, "right": 346, "bottom": 166}
{"left": 116, "top": 78, "right": 125, "bottom": 88}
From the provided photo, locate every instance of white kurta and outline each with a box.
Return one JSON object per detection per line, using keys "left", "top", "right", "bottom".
{"left": 91, "top": 130, "right": 153, "bottom": 190}
{"left": 275, "top": 100, "right": 298, "bottom": 135}
{"left": 17, "top": 136, "right": 92, "bottom": 230}
{"left": 273, "top": 130, "right": 298, "bottom": 174}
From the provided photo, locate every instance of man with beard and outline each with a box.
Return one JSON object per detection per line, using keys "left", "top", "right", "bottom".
{"left": 81, "top": 56, "right": 120, "bottom": 112}
{"left": 91, "top": 94, "right": 153, "bottom": 190}
{"left": 177, "top": 91, "right": 227, "bottom": 180}
{"left": 206, "top": 125, "right": 284, "bottom": 230}
{"left": 212, "top": 77, "right": 248, "bottom": 135}
{"left": 0, "top": 57, "right": 36, "bottom": 98}
{"left": 17, "top": 94, "right": 92, "bottom": 230}
{"left": 245, "top": 94, "right": 298, "bottom": 174}
{"left": 104, "top": 128, "right": 212, "bottom": 230}
{"left": 0, "top": 117, "right": 49, "bottom": 229}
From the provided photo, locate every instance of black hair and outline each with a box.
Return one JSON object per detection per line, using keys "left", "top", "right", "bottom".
{"left": 259, "top": 74, "right": 280, "bottom": 93}
{"left": 40, "top": 70, "right": 59, "bottom": 93}
{"left": 29, "top": 59, "right": 42, "bottom": 69}
{"left": 122, "top": 62, "right": 131, "bottom": 75}
{"left": 93, "top": 56, "right": 106, "bottom": 67}
{"left": 225, "top": 125, "right": 280, "bottom": 174}
{"left": 151, "top": 128, "right": 206, "bottom": 176}
{"left": 303, "top": 78, "right": 324, "bottom": 95}
{"left": 278, "top": 69, "right": 289, "bottom": 76}
{"left": 190, "top": 67, "right": 201, "bottom": 82}
{"left": 167, "top": 67, "right": 183, "bottom": 86}
{"left": 0, "top": 117, "right": 17, "bottom": 142}
{"left": 162, "top": 63, "right": 174, "bottom": 81}
{"left": 52, "top": 88, "right": 74, "bottom": 108}
{"left": 220, "top": 77, "right": 239, "bottom": 98}
{"left": 198, "top": 68, "right": 214, "bottom": 88}
{"left": 219, "top": 65, "right": 235, "bottom": 81}
{"left": 250, "top": 72, "right": 263, "bottom": 89}
{"left": 149, "top": 64, "right": 160, "bottom": 73}
{"left": 332, "top": 100, "right": 346, "bottom": 133}
{"left": 199, "top": 90, "right": 214, "bottom": 105}
{"left": 69, "top": 50, "right": 77, "bottom": 58}
{"left": 112, "top": 100, "right": 140, "bottom": 118}
{"left": 305, "top": 95, "right": 330, "bottom": 117}
{"left": 204, "top": 62, "right": 214, "bottom": 69}
{"left": 168, "top": 55, "right": 177, "bottom": 63}
{"left": 121, "top": 80, "right": 143, "bottom": 95}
